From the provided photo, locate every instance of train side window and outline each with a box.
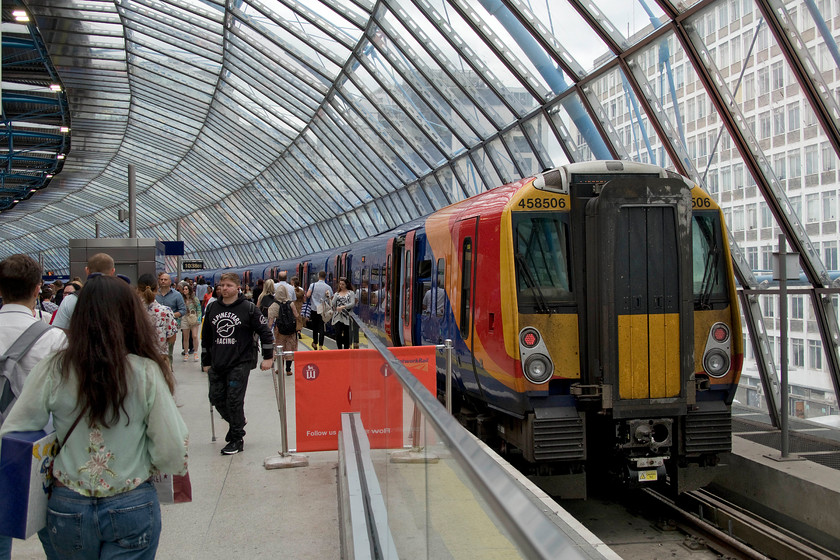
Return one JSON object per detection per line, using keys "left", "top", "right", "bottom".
{"left": 417, "top": 259, "right": 432, "bottom": 315}
{"left": 370, "top": 266, "right": 380, "bottom": 308}
{"left": 436, "top": 258, "right": 446, "bottom": 318}
{"left": 460, "top": 239, "right": 472, "bottom": 338}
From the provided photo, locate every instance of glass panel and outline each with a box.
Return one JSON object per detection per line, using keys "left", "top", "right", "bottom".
{"left": 509, "top": 0, "right": 610, "bottom": 74}
{"left": 521, "top": 112, "right": 570, "bottom": 170}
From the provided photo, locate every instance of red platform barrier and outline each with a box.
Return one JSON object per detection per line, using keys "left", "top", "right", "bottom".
{"left": 294, "top": 346, "right": 436, "bottom": 452}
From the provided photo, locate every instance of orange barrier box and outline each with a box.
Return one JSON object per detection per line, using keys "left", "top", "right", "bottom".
{"left": 294, "top": 347, "right": 436, "bottom": 452}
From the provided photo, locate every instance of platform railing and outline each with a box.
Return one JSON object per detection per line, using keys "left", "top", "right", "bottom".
{"left": 345, "top": 313, "right": 595, "bottom": 560}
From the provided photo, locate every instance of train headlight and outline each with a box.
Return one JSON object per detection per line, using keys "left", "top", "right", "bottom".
{"left": 520, "top": 328, "right": 540, "bottom": 348}
{"left": 524, "top": 354, "right": 553, "bottom": 384}
{"left": 711, "top": 323, "right": 730, "bottom": 343}
{"left": 703, "top": 348, "right": 730, "bottom": 377}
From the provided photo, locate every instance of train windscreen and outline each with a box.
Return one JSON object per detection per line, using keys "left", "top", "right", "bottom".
{"left": 512, "top": 213, "right": 573, "bottom": 312}
{"left": 693, "top": 211, "right": 730, "bottom": 309}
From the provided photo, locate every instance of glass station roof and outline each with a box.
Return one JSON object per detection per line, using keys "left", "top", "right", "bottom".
{"left": 2, "top": 0, "right": 840, "bottom": 421}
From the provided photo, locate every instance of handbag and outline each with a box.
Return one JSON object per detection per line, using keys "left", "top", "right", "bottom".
{"left": 319, "top": 299, "right": 334, "bottom": 323}
{"left": 0, "top": 409, "right": 83, "bottom": 539}
{"left": 300, "top": 300, "right": 311, "bottom": 319}
{"left": 152, "top": 472, "right": 192, "bottom": 503}
{"left": 0, "top": 431, "right": 57, "bottom": 538}
{"left": 185, "top": 309, "right": 199, "bottom": 328}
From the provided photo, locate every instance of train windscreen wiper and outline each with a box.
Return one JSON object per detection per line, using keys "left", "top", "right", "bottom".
{"left": 698, "top": 241, "right": 720, "bottom": 310}
{"left": 515, "top": 252, "right": 550, "bottom": 313}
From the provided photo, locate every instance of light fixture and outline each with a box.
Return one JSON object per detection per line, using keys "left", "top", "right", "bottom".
{"left": 49, "top": 84, "right": 62, "bottom": 92}
{"left": 12, "top": 10, "right": 29, "bottom": 22}
{"left": 60, "top": 126, "right": 69, "bottom": 133}
{"left": 56, "top": 154, "right": 65, "bottom": 160}
{"left": 46, "top": 174, "right": 53, "bottom": 178}
{"left": 30, "top": 189, "right": 37, "bottom": 193}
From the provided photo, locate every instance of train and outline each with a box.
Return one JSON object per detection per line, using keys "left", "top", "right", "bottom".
{"left": 197, "top": 161, "right": 743, "bottom": 497}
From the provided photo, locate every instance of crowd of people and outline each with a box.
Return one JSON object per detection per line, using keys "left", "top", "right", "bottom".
{"left": 0, "top": 251, "right": 366, "bottom": 559}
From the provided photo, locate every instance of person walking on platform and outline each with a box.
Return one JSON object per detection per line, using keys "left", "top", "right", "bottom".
{"left": 201, "top": 272, "right": 274, "bottom": 455}
{"left": 0, "top": 255, "right": 67, "bottom": 560}
{"left": 0, "top": 274, "right": 188, "bottom": 560}
{"left": 268, "top": 284, "right": 299, "bottom": 375}
{"left": 136, "top": 274, "right": 178, "bottom": 360}
{"left": 51, "top": 253, "right": 116, "bottom": 331}
{"left": 331, "top": 277, "right": 356, "bottom": 350}
{"left": 156, "top": 272, "right": 186, "bottom": 365}
{"left": 305, "top": 271, "right": 332, "bottom": 351}
{"left": 291, "top": 276, "right": 305, "bottom": 339}
{"left": 277, "top": 271, "right": 296, "bottom": 302}
{"left": 180, "top": 283, "right": 202, "bottom": 362}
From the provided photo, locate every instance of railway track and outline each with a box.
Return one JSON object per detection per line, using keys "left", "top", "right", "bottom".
{"left": 643, "top": 488, "right": 839, "bottom": 560}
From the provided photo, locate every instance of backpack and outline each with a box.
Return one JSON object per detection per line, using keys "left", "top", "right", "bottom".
{"left": 0, "top": 321, "right": 52, "bottom": 425}
{"left": 275, "top": 301, "right": 296, "bottom": 335}
{"left": 258, "top": 295, "right": 275, "bottom": 318}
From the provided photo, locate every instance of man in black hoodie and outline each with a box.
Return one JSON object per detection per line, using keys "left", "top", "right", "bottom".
{"left": 201, "top": 272, "right": 274, "bottom": 454}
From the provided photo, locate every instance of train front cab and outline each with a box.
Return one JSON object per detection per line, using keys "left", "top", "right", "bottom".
{"left": 570, "top": 168, "right": 742, "bottom": 494}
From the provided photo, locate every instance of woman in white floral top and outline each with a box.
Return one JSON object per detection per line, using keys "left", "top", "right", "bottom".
{"left": 0, "top": 275, "right": 189, "bottom": 559}
{"left": 137, "top": 273, "right": 179, "bottom": 359}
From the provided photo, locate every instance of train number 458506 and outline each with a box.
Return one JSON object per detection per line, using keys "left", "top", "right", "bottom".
{"left": 518, "top": 197, "right": 567, "bottom": 209}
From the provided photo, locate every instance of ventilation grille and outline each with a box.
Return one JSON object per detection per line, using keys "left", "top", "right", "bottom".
{"left": 685, "top": 409, "right": 732, "bottom": 454}
{"left": 533, "top": 416, "right": 585, "bottom": 461}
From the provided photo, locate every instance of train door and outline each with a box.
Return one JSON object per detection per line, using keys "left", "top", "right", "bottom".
{"left": 385, "top": 237, "right": 402, "bottom": 346}
{"left": 298, "top": 262, "right": 309, "bottom": 292}
{"left": 400, "top": 231, "right": 417, "bottom": 346}
{"left": 337, "top": 252, "right": 349, "bottom": 283}
{"left": 585, "top": 177, "right": 692, "bottom": 411}
{"left": 455, "top": 218, "right": 482, "bottom": 395}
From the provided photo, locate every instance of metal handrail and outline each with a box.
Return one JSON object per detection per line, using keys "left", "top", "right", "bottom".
{"left": 348, "top": 313, "right": 591, "bottom": 560}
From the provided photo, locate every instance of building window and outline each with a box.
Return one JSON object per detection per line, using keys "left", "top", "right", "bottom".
{"left": 807, "top": 194, "right": 820, "bottom": 222}
{"left": 805, "top": 144, "right": 819, "bottom": 175}
{"left": 759, "top": 114, "right": 771, "bottom": 138}
{"left": 771, "top": 61, "right": 784, "bottom": 90}
{"left": 721, "top": 166, "right": 731, "bottom": 191}
{"left": 773, "top": 108, "right": 785, "bottom": 135}
{"left": 763, "top": 295, "right": 775, "bottom": 317}
{"left": 825, "top": 241, "right": 838, "bottom": 271}
{"left": 791, "top": 338, "right": 804, "bottom": 367}
{"left": 744, "top": 73, "right": 755, "bottom": 98}
{"left": 732, "top": 207, "right": 744, "bottom": 230}
{"left": 822, "top": 142, "right": 837, "bottom": 171}
{"left": 773, "top": 154, "right": 786, "bottom": 179}
{"left": 823, "top": 191, "right": 836, "bottom": 221}
{"left": 760, "top": 202, "right": 773, "bottom": 228}
{"left": 747, "top": 246, "right": 758, "bottom": 269}
{"left": 788, "top": 103, "right": 800, "bottom": 131}
{"left": 808, "top": 339, "right": 823, "bottom": 370}
{"left": 762, "top": 246, "right": 773, "bottom": 270}
{"left": 788, "top": 151, "right": 801, "bottom": 177}
{"left": 758, "top": 67, "right": 770, "bottom": 95}
{"left": 791, "top": 296, "right": 804, "bottom": 319}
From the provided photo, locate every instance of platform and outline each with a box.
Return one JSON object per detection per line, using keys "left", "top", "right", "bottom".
{"left": 10, "top": 331, "right": 618, "bottom": 559}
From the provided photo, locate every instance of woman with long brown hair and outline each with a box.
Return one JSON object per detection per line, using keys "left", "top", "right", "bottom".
{"left": 0, "top": 274, "right": 189, "bottom": 559}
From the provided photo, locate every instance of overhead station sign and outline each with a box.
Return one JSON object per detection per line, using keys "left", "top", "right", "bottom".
{"left": 182, "top": 260, "right": 204, "bottom": 271}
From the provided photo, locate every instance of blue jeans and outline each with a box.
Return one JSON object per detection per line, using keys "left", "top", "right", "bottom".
{"left": 38, "top": 481, "right": 161, "bottom": 560}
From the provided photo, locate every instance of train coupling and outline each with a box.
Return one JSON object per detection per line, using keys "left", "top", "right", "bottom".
{"left": 627, "top": 457, "right": 667, "bottom": 485}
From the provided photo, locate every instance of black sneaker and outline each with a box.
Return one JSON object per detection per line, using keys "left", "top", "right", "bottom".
{"left": 220, "top": 440, "right": 243, "bottom": 455}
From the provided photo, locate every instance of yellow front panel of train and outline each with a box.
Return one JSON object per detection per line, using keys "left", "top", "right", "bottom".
{"left": 618, "top": 313, "right": 680, "bottom": 399}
